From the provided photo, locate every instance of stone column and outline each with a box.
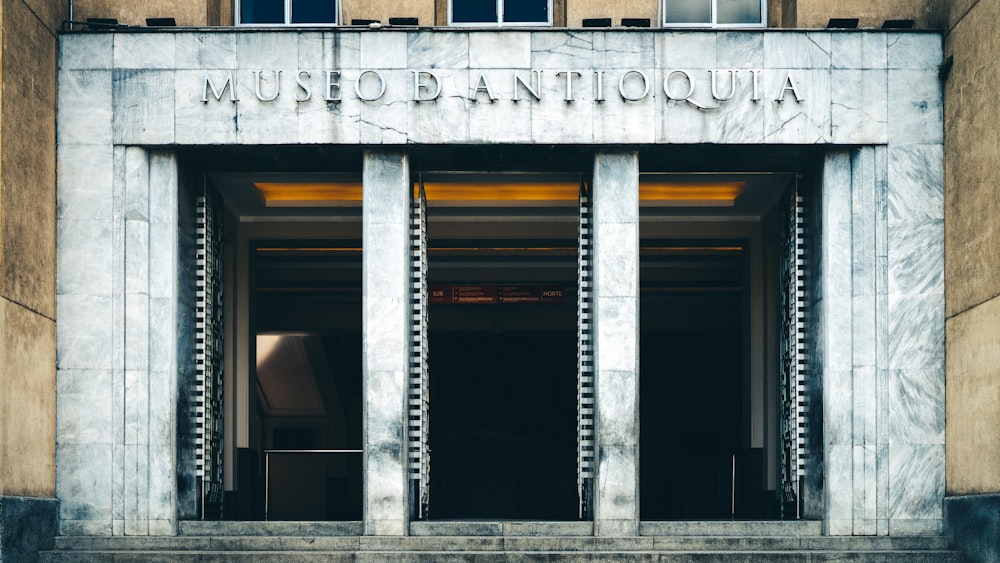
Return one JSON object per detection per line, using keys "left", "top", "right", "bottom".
{"left": 819, "top": 146, "right": 944, "bottom": 536}
{"left": 591, "top": 150, "right": 640, "bottom": 536}
{"left": 362, "top": 150, "right": 411, "bottom": 536}
{"left": 56, "top": 147, "right": 181, "bottom": 536}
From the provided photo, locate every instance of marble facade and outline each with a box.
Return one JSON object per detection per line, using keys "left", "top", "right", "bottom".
{"left": 56, "top": 29, "right": 944, "bottom": 536}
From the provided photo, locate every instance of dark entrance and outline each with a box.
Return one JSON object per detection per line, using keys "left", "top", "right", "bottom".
{"left": 423, "top": 181, "right": 581, "bottom": 519}
{"left": 430, "top": 304, "right": 578, "bottom": 519}
{"left": 639, "top": 244, "right": 747, "bottom": 520}
{"left": 253, "top": 243, "right": 364, "bottom": 521}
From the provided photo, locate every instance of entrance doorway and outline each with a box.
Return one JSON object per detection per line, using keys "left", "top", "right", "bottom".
{"left": 423, "top": 177, "right": 580, "bottom": 520}
{"left": 637, "top": 172, "right": 798, "bottom": 520}
{"left": 639, "top": 244, "right": 745, "bottom": 519}
{"left": 253, "top": 243, "right": 364, "bottom": 521}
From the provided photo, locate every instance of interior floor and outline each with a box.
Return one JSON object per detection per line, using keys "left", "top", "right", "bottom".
{"left": 429, "top": 304, "right": 578, "bottom": 520}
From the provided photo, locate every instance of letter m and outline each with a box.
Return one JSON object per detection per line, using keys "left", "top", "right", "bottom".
{"left": 202, "top": 72, "right": 238, "bottom": 103}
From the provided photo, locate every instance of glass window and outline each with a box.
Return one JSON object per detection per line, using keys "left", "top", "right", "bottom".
{"left": 239, "top": 0, "right": 338, "bottom": 24}
{"left": 450, "top": 0, "right": 550, "bottom": 25}
{"left": 664, "top": 0, "right": 764, "bottom": 27}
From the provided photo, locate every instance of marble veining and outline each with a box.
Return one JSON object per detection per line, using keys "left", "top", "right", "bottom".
{"left": 55, "top": 29, "right": 945, "bottom": 536}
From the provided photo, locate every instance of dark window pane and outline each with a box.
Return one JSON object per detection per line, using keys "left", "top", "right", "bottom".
{"left": 664, "top": 0, "right": 711, "bottom": 24}
{"left": 717, "top": 0, "right": 761, "bottom": 24}
{"left": 241, "top": 0, "right": 284, "bottom": 23}
{"left": 452, "top": 0, "right": 498, "bottom": 23}
{"left": 292, "top": 0, "right": 337, "bottom": 23}
{"left": 504, "top": 0, "right": 548, "bottom": 23}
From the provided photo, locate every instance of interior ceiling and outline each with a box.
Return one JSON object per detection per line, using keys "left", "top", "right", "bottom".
{"left": 199, "top": 144, "right": 815, "bottom": 241}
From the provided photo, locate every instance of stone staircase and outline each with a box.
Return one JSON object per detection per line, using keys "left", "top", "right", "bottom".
{"left": 40, "top": 521, "right": 965, "bottom": 562}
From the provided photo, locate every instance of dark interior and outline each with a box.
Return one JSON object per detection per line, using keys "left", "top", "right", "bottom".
{"left": 639, "top": 246, "right": 748, "bottom": 520}
{"left": 252, "top": 243, "right": 364, "bottom": 521}
{"left": 429, "top": 307, "right": 578, "bottom": 519}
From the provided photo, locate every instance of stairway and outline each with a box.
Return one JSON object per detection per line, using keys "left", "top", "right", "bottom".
{"left": 41, "top": 521, "right": 964, "bottom": 562}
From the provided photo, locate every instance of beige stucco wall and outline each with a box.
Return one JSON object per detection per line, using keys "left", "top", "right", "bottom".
{"left": 794, "top": 0, "right": 946, "bottom": 29}
{"left": 0, "top": 0, "right": 62, "bottom": 498}
{"left": 70, "top": 0, "right": 229, "bottom": 27}
{"left": 67, "top": 0, "right": 953, "bottom": 28}
{"left": 944, "top": 0, "right": 1000, "bottom": 496}
{"left": 342, "top": 0, "right": 433, "bottom": 26}
{"left": 566, "top": 0, "right": 654, "bottom": 27}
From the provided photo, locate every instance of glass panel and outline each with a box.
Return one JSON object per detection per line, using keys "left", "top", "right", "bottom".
{"left": 452, "top": 0, "right": 498, "bottom": 23}
{"left": 664, "top": 0, "right": 711, "bottom": 24}
{"left": 717, "top": 0, "right": 761, "bottom": 24}
{"left": 291, "top": 0, "right": 337, "bottom": 23}
{"left": 503, "top": 0, "right": 548, "bottom": 23}
{"left": 241, "top": 0, "right": 284, "bottom": 23}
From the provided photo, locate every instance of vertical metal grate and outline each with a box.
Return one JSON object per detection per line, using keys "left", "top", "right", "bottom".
{"left": 577, "top": 180, "right": 595, "bottom": 519}
{"left": 408, "top": 180, "right": 430, "bottom": 518}
{"left": 779, "top": 179, "right": 808, "bottom": 519}
{"left": 195, "top": 189, "right": 225, "bottom": 519}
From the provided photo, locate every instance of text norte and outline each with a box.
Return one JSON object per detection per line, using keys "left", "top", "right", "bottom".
{"left": 202, "top": 68, "right": 805, "bottom": 109}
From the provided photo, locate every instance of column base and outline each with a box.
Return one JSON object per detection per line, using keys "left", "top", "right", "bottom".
{"left": 945, "top": 493, "right": 1000, "bottom": 563}
{"left": 0, "top": 496, "right": 58, "bottom": 562}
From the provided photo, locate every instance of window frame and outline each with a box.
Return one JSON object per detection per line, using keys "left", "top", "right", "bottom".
{"left": 448, "top": 0, "right": 553, "bottom": 27}
{"left": 662, "top": 0, "right": 767, "bottom": 29}
{"left": 236, "top": 0, "right": 340, "bottom": 26}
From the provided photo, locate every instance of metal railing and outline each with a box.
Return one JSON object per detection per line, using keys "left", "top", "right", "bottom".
{"left": 264, "top": 449, "right": 363, "bottom": 521}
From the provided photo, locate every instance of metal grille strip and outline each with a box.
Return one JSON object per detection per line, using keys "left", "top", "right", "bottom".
{"left": 195, "top": 190, "right": 225, "bottom": 517}
{"left": 577, "top": 181, "right": 595, "bottom": 518}
{"left": 408, "top": 181, "right": 430, "bottom": 518}
{"left": 780, "top": 180, "right": 807, "bottom": 519}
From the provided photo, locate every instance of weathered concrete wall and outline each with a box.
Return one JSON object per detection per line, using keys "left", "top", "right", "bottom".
{"left": 0, "top": 0, "right": 63, "bottom": 560}
{"left": 794, "top": 0, "right": 946, "bottom": 29}
{"left": 944, "top": 0, "right": 1000, "bottom": 497}
{"left": 0, "top": 0, "right": 62, "bottom": 500}
{"left": 70, "top": 0, "right": 228, "bottom": 27}
{"left": 566, "top": 0, "right": 654, "bottom": 27}
{"left": 342, "top": 0, "right": 433, "bottom": 26}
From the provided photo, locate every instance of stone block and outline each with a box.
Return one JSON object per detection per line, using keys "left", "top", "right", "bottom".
{"left": 763, "top": 32, "right": 831, "bottom": 69}
{"left": 113, "top": 70, "right": 176, "bottom": 145}
{"left": 360, "top": 32, "right": 408, "bottom": 69}
{"left": 944, "top": 494, "right": 1000, "bottom": 563}
{"left": 0, "top": 496, "right": 59, "bottom": 563}
{"left": 831, "top": 69, "right": 888, "bottom": 144}
{"left": 174, "top": 33, "right": 238, "bottom": 70}
{"left": 531, "top": 31, "right": 593, "bottom": 69}
{"left": 408, "top": 32, "right": 469, "bottom": 69}
{"left": 59, "top": 34, "right": 113, "bottom": 70}
{"left": 173, "top": 70, "right": 239, "bottom": 145}
{"left": 114, "top": 34, "right": 176, "bottom": 70}
{"left": 58, "top": 70, "right": 113, "bottom": 146}
{"left": 888, "top": 70, "right": 943, "bottom": 144}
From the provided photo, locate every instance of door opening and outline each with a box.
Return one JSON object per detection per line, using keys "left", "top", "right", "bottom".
{"left": 639, "top": 244, "right": 746, "bottom": 519}
{"left": 253, "top": 243, "right": 363, "bottom": 521}
{"left": 423, "top": 176, "right": 581, "bottom": 520}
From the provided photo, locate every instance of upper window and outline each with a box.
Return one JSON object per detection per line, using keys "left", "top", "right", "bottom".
{"left": 238, "top": 0, "right": 338, "bottom": 25}
{"left": 450, "top": 0, "right": 552, "bottom": 26}
{"left": 664, "top": 0, "right": 765, "bottom": 28}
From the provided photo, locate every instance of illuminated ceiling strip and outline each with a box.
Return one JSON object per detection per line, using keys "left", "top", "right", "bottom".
{"left": 639, "top": 182, "right": 746, "bottom": 207}
{"left": 254, "top": 180, "right": 747, "bottom": 208}
{"left": 255, "top": 182, "right": 363, "bottom": 207}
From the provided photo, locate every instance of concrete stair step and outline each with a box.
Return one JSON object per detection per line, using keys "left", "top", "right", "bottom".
{"left": 40, "top": 549, "right": 965, "bottom": 563}
{"left": 50, "top": 534, "right": 951, "bottom": 552}
{"left": 42, "top": 521, "right": 962, "bottom": 562}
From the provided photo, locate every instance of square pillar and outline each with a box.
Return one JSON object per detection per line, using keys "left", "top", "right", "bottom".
{"left": 591, "top": 150, "right": 640, "bottom": 536}
{"left": 362, "top": 150, "right": 411, "bottom": 536}
{"left": 56, "top": 147, "right": 181, "bottom": 535}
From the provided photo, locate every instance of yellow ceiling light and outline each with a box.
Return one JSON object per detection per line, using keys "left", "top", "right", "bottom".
{"left": 255, "top": 182, "right": 362, "bottom": 207}
{"left": 420, "top": 181, "right": 580, "bottom": 206}
{"left": 639, "top": 181, "right": 746, "bottom": 207}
